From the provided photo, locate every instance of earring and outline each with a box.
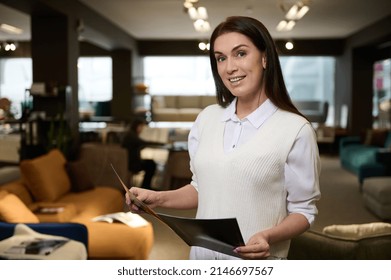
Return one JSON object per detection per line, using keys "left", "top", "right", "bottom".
{"left": 262, "top": 57, "right": 266, "bottom": 69}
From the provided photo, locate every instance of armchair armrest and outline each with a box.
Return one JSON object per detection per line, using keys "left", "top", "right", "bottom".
{"left": 339, "top": 136, "right": 361, "bottom": 150}
{"left": 288, "top": 230, "right": 391, "bottom": 260}
{"left": 0, "top": 222, "right": 88, "bottom": 249}
{"left": 288, "top": 230, "right": 359, "bottom": 260}
{"left": 376, "top": 148, "right": 391, "bottom": 164}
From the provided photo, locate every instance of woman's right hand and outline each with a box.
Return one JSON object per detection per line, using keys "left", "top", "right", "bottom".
{"left": 125, "top": 187, "right": 160, "bottom": 212}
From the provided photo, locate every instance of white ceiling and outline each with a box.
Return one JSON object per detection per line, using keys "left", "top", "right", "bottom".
{"left": 1, "top": 0, "right": 391, "bottom": 42}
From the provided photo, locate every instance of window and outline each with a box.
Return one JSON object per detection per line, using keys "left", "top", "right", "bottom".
{"left": 78, "top": 57, "right": 112, "bottom": 113}
{"left": 143, "top": 55, "right": 336, "bottom": 125}
{"left": 280, "top": 56, "right": 336, "bottom": 125}
{"left": 143, "top": 56, "right": 215, "bottom": 95}
{"left": 0, "top": 58, "right": 32, "bottom": 119}
{"left": 78, "top": 57, "right": 112, "bottom": 102}
{"left": 373, "top": 58, "right": 391, "bottom": 128}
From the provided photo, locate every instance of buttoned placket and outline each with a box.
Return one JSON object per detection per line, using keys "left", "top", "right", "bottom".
{"left": 230, "top": 118, "right": 245, "bottom": 151}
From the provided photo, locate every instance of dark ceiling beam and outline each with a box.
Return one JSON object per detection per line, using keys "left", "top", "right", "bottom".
{"left": 138, "top": 39, "right": 345, "bottom": 56}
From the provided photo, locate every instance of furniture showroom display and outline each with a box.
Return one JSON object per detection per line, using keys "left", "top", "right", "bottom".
{"left": 0, "top": 146, "right": 154, "bottom": 260}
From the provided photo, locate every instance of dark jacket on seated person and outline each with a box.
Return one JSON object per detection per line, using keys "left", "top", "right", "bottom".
{"left": 121, "top": 119, "right": 165, "bottom": 189}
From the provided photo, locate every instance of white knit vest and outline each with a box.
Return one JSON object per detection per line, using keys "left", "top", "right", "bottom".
{"left": 193, "top": 104, "right": 308, "bottom": 257}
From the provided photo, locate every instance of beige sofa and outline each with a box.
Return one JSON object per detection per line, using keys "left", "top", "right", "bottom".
{"left": 151, "top": 95, "right": 217, "bottom": 122}
{"left": 288, "top": 222, "right": 391, "bottom": 259}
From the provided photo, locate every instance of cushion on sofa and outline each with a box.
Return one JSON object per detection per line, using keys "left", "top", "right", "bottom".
{"left": 163, "top": 95, "right": 177, "bottom": 108}
{"left": 66, "top": 161, "right": 95, "bottom": 193}
{"left": 179, "top": 108, "right": 202, "bottom": 121}
{"left": 362, "top": 129, "right": 389, "bottom": 147}
{"left": 0, "top": 189, "right": 8, "bottom": 199}
{"left": 322, "top": 222, "right": 391, "bottom": 241}
{"left": 0, "top": 179, "right": 34, "bottom": 205}
{"left": 152, "top": 96, "right": 166, "bottom": 109}
{"left": 20, "top": 149, "right": 71, "bottom": 202}
{"left": 177, "top": 95, "right": 200, "bottom": 108}
{"left": 152, "top": 108, "right": 181, "bottom": 122}
{"left": 0, "top": 191, "right": 39, "bottom": 223}
{"left": 151, "top": 95, "right": 216, "bottom": 122}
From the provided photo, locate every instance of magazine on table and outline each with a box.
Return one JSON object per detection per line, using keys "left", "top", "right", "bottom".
{"left": 111, "top": 164, "right": 245, "bottom": 257}
{"left": 92, "top": 211, "right": 150, "bottom": 228}
{"left": 3, "top": 238, "right": 68, "bottom": 256}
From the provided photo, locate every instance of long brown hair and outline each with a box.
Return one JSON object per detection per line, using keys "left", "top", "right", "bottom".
{"left": 209, "top": 16, "right": 304, "bottom": 118}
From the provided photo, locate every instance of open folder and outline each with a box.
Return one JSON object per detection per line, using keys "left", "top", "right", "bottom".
{"left": 111, "top": 164, "right": 245, "bottom": 257}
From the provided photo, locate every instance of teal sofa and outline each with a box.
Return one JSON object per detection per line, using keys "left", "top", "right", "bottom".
{"left": 339, "top": 130, "right": 391, "bottom": 187}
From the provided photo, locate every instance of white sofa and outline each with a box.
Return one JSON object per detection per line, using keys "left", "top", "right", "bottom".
{"left": 151, "top": 95, "right": 217, "bottom": 122}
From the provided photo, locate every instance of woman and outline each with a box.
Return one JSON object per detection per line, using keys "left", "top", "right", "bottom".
{"left": 127, "top": 16, "right": 321, "bottom": 260}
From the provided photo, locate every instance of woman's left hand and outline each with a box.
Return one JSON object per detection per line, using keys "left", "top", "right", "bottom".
{"left": 234, "top": 232, "right": 271, "bottom": 259}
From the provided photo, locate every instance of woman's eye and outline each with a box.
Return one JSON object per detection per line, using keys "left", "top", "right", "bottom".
{"left": 237, "top": 51, "right": 246, "bottom": 57}
{"left": 216, "top": 56, "right": 226, "bottom": 62}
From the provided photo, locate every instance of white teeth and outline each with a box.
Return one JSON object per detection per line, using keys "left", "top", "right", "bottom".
{"left": 229, "top": 77, "right": 244, "bottom": 82}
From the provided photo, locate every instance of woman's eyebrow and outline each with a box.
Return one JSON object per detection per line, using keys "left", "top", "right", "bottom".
{"left": 231, "top": 44, "right": 249, "bottom": 51}
{"left": 214, "top": 44, "right": 249, "bottom": 55}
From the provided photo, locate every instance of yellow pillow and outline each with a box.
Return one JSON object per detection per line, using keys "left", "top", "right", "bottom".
{"left": 20, "top": 149, "right": 71, "bottom": 202}
{"left": 0, "top": 192, "right": 39, "bottom": 223}
{"left": 0, "top": 190, "right": 8, "bottom": 199}
{"left": 323, "top": 222, "right": 391, "bottom": 241}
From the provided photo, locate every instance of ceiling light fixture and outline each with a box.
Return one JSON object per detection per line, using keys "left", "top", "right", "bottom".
{"left": 285, "top": 2, "right": 309, "bottom": 20}
{"left": 188, "top": 6, "right": 208, "bottom": 20}
{"left": 194, "top": 19, "right": 210, "bottom": 33}
{"left": 183, "top": 0, "right": 210, "bottom": 33}
{"left": 0, "top": 23, "right": 23, "bottom": 35}
{"left": 183, "top": 0, "right": 198, "bottom": 9}
{"left": 276, "top": 0, "right": 310, "bottom": 32}
{"left": 276, "top": 20, "right": 296, "bottom": 32}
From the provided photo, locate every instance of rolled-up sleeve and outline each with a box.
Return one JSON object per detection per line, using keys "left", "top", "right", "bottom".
{"left": 285, "top": 123, "right": 321, "bottom": 226}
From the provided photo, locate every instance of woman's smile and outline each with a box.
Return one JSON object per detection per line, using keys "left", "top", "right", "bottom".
{"left": 228, "top": 75, "right": 246, "bottom": 84}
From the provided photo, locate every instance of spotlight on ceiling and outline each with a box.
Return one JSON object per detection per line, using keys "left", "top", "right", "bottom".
{"left": 285, "top": 41, "right": 294, "bottom": 50}
{"left": 198, "top": 41, "right": 210, "bottom": 51}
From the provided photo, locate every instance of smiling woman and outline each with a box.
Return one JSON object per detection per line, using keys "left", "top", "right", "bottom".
{"left": 125, "top": 16, "right": 320, "bottom": 261}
